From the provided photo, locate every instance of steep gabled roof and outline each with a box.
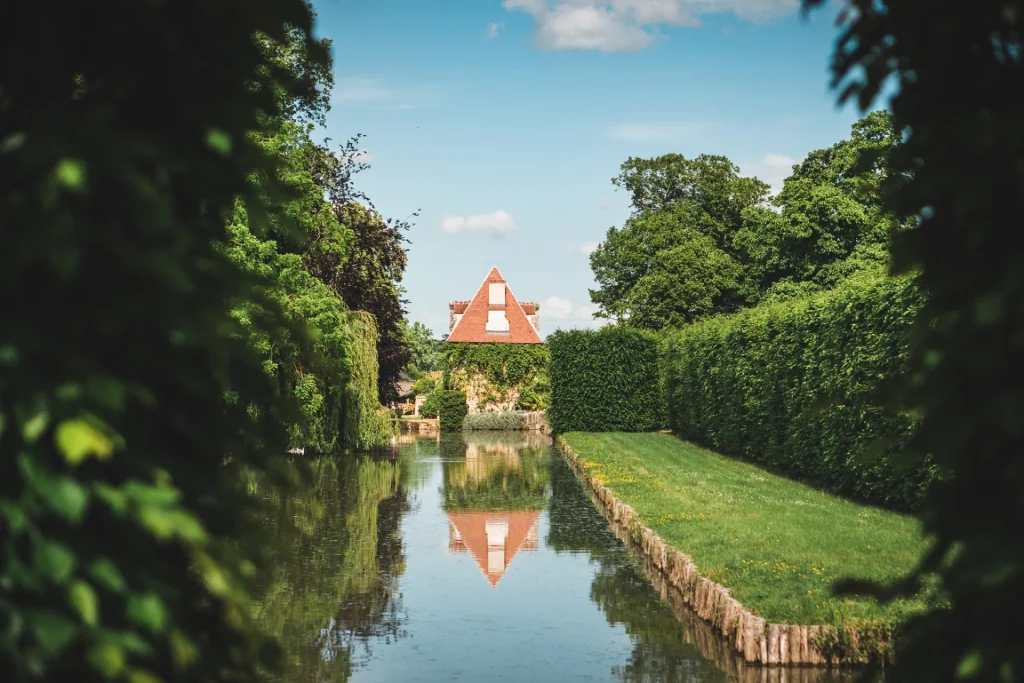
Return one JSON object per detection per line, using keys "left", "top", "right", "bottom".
{"left": 447, "top": 266, "right": 542, "bottom": 344}
{"left": 447, "top": 510, "right": 541, "bottom": 588}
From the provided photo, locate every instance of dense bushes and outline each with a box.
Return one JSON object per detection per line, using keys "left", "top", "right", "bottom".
{"left": 341, "top": 312, "right": 396, "bottom": 451}
{"left": 436, "top": 390, "right": 468, "bottom": 432}
{"left": 548, "top": 327, "right": 663, "bottom": 434}
{"left": 663, "top": 272, "right": 936, "bottom": 511}
{"left": 463, "top": 411, "right": 527, "bottom": 431}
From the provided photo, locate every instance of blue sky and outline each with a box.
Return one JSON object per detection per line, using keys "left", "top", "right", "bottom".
{"left": 311, "top": 0, "right": 867, "bottom": 338}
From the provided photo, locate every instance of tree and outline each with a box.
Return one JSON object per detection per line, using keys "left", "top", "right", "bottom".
{"left": 318, "top": 203, "right": 412, "bottom": 406}
{"left": 402, "top": 321, "right": 443, "bottom": 379}
{"left": 590, "top": 210, "right": 746, "bottom": 330}
{"left": 590, "top": 155, "right": 765, "bottom": 329}
{"left": 803, "top": 1, "right": 1024, "bottom": 681}
{"left": 734, "top": 111, "right": 904, "bottom": 298}
{"left": 0, "top": 1, "right": 329, "bottom": 680}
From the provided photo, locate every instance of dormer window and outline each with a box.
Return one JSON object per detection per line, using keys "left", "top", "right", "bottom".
{"left": 489, "top": 283, "right": 505, "bottom": 305}
{"left": 485, "top": 310, "right": 509, "bottom": 333}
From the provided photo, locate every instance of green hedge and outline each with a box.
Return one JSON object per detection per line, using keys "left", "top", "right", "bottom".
{"left": 663, "top": 273, "right": 936, "bottom": 511}
{"left": 436, "top": 390, "right": 468, "bottom": 432}
{"left": 548, "top": 327, "right": 663, "bottom": 433}
{"left": 341, "top": 312, "right": 396, "bottom": 450}
{"left": 463, "top": 411, "right": 527, "bottom": 431}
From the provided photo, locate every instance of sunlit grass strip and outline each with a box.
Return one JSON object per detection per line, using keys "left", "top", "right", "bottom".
{"left": 559, "top": 432, "right": 945, "bottom": 665}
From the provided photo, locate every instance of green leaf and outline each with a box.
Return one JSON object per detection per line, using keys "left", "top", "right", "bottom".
{"left": 138, "top": 506, "right": 206, "bottom": 542}
{"left": 126, "top": 593, "right": 167, "bottom": 633}
{"left": 0, "top": 499, "right": 27, "bottom": 532}
{"left": 94, "top": 483, "right": 128, "bottom": 515}
{"left": 29, "top": 611, "right": 78, "bottom": 655}
{"left": 55, "top": 158, "right": 87, "bottom": 191}
{"left": 88, "top": 558, "right": 127, "bottom": 593}
{"left": 206, "top": 129, "right": 232, "bottom": 156}
{"left": 88, "top": 642, "right": 126, "bottom": 677}
{"left": 55, "top": 418, "right": 114, "bottom": 465}
{"left": 22, "top": 410, "right": 50, "bottom": 443}
{"left": 128, "top": 669, "right": 164, "bottom": 683}
{"left": 33, "top": 539, "right": 76, "bottom": 582}
{"left": 958, "top": 650, "right": 983, "bottom": 679}
{"left": 0, "top": 344, "right": 18, "bottom": 365}
{"left": 46, "top": 477, "right": 90, "bottom": 523}
{"left": 68, "top": 580, "right": 99, "bottom": 627}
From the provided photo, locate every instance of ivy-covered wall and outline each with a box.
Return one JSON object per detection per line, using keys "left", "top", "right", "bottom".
{"left": 341, "top": 311, "right": 397, "bottom": 451}
{"left": 443, "top": 343, "right": 549, "bottom": 413}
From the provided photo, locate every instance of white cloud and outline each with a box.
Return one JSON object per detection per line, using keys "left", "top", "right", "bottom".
{"left": 486, "top": 22, "right": 504, "bottom": 37}
{"left": 334, "top": 76, "right": 441, "bottom": 109}
{"left": 544, "top": 296, "right": 574, "bottom": 318}
{"left": 605, "top": 121, "right": 718, "bottom": 143}
{"left": 541, "top": 298, "right": 602, "bottom": 329}
{"left": 503, "top": 0, "right": 798, "bottom": 52}
{"left": 740, "top": 152, "right": 799, "bottom": 196}
{"left": 441, "top": 209, "right": 518, "bottom": 236}
{"left": 570, "top": 241, "right": 600, "bottom": 255}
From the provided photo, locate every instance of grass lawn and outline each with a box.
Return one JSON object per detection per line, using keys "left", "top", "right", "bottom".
{"left": 561, "top": 432, "right": 942, "bottom": 627}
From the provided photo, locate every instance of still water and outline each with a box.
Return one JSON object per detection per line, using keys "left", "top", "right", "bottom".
{"left": 253, "top": 432, "right": 861, "bottom": 682}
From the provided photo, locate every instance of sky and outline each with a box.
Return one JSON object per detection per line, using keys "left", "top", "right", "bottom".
{"left": 311, "top": 0, "right": 869, "bottom": 338}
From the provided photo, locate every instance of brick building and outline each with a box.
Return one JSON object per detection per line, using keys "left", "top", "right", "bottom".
{"left": 447, "top": 266, "right": 541, "bottom": 344}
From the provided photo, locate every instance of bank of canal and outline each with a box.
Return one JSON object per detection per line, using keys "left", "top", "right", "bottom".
{"left": 252, "top": 432, "right": 866, "bottom": 682}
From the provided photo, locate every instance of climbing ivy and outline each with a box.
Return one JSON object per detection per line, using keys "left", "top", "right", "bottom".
{"left": 443, "top": 343, "right": 549, "bottom": 411}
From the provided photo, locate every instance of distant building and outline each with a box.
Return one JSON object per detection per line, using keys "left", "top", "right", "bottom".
{"left": 447, "top": 266, "right": 541, "bottom": 344}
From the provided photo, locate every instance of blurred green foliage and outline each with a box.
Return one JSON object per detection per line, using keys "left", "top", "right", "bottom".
{"left": 798, "top": 1, "right": 1024, "bottom": 680}
{"left": 0, "top": 3, "right": 396, "bottom": 681}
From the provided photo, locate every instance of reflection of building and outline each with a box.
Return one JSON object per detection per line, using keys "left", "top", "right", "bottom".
{"left": 447, "top": 511, "right": 540, "bottom": 588}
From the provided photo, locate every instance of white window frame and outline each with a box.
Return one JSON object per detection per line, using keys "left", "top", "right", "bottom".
{"left": 485, "top": 310, "right": 509, "bottom": 333}
{"left": 488, "top": 283, "right": 506, "bottom": 305}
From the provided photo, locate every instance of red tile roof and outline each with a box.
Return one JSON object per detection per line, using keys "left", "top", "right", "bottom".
{"left": 447, "top": 510, "right": 541, "bottom": 588}
{"left": 446, "top": 266, "right": 542, "bottom": 344}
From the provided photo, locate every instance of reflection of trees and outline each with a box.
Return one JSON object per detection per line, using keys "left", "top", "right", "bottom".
{"left": 546, "top": 455, "right": 727, "bottom": 683}
{"left": 250, "top": 456, "right": 409, "bottom": 682}
{"left": 439, "top": 432, "right": 550, "bottom": 512}
{"left": 546, "top": 456, "right": 861, "bottom": 683}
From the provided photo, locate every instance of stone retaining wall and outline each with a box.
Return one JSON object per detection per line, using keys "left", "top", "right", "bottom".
{"left": 558, "top": 437, "right": 888, "bottom": 669}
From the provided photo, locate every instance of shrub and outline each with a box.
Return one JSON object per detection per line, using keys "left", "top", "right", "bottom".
{"left": 419, "top": 391, "right": 440, "bottom": 419}
{"left": 548, "top": 327, "right": 663, "bottom": 433}
{"left": 463, "top": 411, "right": 527, "bottom": 431}
{"left": 436, "top": 390, "right": 468, "bottom": 431}
{"left": 663, "top": 272, "right": 937, "bottom": 511}
{"left": 411, "top": 375, "right": 438, "bottom": 397}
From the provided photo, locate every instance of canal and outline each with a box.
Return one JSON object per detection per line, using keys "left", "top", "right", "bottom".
{"left": 253, "top": 431, "right": 862, "bottom": 682}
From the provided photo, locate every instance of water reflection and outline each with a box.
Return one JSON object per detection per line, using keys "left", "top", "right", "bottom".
{"left": 253, "top": 433, "right": 868, "bottom": 682}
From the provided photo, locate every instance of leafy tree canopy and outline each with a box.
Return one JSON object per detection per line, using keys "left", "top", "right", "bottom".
{"left": 591, "top": 111, "right": 906, "bottom": 329}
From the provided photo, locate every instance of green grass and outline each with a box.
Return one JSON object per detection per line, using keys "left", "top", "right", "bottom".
{"left": 561, "top": 432, "right": 943, "bottom": 627}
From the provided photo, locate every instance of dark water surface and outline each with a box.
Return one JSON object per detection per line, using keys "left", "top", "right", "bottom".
{"left": 253, "top": 432, "right": 862, "bottom": 682}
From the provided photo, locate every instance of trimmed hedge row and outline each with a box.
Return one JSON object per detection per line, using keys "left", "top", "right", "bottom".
{"left": 663, "top": 273, "right": 936, "bottom": 511}
{"left": 463, "top": 411, "right": 527, "bottom": 431}
{"left": 436, "top": 390, "right": 468, "bottom": 431}
{"left": 548, "top": 326, "right": 663, "bottom": 434}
